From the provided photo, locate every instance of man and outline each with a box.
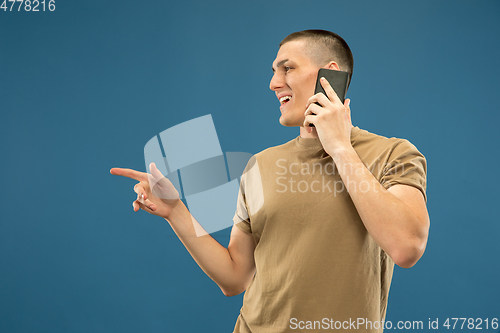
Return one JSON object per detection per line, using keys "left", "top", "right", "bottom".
{"left": 111, "top": 30, "right": 429, "bottom": 333}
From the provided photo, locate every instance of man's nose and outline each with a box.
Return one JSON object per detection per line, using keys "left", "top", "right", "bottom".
{"left": 269, "top": 73, "right": 284, "bottom": 91}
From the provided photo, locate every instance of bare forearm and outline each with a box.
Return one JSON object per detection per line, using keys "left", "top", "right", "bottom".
{"left": 164, "top": 201, "right": 242, "bottom": 294}
{"left": 331, "top": 147, "right": 428, "bottom": 266}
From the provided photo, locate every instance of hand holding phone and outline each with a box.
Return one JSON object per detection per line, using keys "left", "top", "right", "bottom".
{"left": 309, "top": 68, "right": 350, "bottom": 127}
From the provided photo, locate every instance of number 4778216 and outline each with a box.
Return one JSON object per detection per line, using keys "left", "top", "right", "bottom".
{"left": 1, "top": 0, "right": 55, "bottom": 11}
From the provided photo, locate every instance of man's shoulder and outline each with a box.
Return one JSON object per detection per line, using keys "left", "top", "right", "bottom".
{"left": 353, "top": 126, "right": 425, "bottom": 159}
{"left": 354, "top": 126, "right": 417, "bottom": 150}
{"left": 354, "top": 126, "right": 402, "bottom": 145}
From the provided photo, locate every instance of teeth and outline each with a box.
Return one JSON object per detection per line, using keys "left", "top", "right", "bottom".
{"left": 279, "top": 96, "right": 292, "bottom": 104}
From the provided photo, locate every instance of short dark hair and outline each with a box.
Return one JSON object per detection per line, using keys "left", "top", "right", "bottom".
{"left": 279, "top": 30, "right": 354, "bottom": 78}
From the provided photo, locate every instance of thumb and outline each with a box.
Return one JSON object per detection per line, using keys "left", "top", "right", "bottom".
{"left": 345, "top": 99, "right": 351, "bottom": 118}
{"left": 149, "top": 162, "right": 165, "bottom": 180}
{"left": 148, "top": 162, "right": 172, "bottom": 191}
{"left": 148, "top": 162, "right": 179, "bottom": 200}
{"left": 147, "top": 162, "right": 164, "bottom": 190}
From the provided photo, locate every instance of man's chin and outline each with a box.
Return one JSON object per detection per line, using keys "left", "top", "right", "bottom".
{"left": 279, "top": 115, "right": 303, "bottom": 127}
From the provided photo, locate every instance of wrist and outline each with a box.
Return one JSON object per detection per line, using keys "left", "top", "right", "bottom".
{"left": 164, "top": 199, "right": 185, "bottom": 222}
{"left": 328, "top": 145, "right": 356, "bottom": 162}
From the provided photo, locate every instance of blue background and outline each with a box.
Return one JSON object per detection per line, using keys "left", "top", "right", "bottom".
{"left": 1, "top": 0, "right": 499, "bottom": 332}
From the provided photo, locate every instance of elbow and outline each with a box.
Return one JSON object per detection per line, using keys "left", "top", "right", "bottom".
{"left": 222, "top": 290, "right": 239, "bottom": 297}
{"left": 220, "top": 280, "right": 247, "bottom": 297}
{"left": 221, "top": 286, "right": 245, "bottom": 297}
{"left": 393, "top": 252, "right": 420, "bottom": 269}
{"left": 221, "top": 277, "right": 252, "bottom": 296}
{"left": 219, "top": 267, "right": 255, "bottom": 297}
{"left": 391, "top": 235, "right": 428, "bottom": 269}
{"left": 392, "top": 216, "right": 430, "bottom": 269}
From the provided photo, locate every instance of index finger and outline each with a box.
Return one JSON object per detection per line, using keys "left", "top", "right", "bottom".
{"left": 110, "top": 167, "right": 148, "bottom": 182}
{"left": 320, "top": 77, "right": 342, "bottom": 104}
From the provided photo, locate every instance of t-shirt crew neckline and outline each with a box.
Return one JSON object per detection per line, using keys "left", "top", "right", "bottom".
{"left": 295, "top": 126, "right": 362, "bottom": 149}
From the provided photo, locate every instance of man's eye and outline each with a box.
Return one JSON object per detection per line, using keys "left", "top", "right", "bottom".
{"left": 285, "top": 66, "right": 292, "bottom": 72}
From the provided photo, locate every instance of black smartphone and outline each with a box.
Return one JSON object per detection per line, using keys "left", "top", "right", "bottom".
{"left": 309, "top": 68, "right": 351, "bottom": 127}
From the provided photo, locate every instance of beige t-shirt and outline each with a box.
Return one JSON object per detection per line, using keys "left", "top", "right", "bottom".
{"left": 232, "top": 126, "right": 427, "bottom": 333}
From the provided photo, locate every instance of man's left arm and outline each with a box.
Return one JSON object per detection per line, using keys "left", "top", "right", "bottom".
{"left": 329, "top": 147, "right": 429, "bottom": 268}
{"left": 304, "top": 77, "right": 429, "bottom": 268}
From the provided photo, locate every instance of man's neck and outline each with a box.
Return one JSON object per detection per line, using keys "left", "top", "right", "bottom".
{"left": 299, "top": 124, "right": 355, "bottom": 138}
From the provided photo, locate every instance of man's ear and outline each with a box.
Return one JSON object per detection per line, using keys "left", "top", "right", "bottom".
{"left": 324, "top": 61, "right": 340, "bottom": 71}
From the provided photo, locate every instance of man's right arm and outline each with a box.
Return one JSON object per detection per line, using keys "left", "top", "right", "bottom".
{"left": 110, "top": 164, "right": 256, "bottom": 297}
{"left": 164, "top": 201, "right": 256, "bottom": 296}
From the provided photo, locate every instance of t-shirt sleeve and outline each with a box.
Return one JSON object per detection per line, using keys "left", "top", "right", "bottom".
{"left": 232, "top": 156, "right": 255, "bottom": 234}
{"left": 233, "top": 184, "right": 252, "bottom": 234}
{"left": 380, "top": 139, "right": 427, "bottom": 203}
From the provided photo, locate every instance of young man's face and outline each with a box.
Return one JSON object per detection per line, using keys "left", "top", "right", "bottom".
{"left": 270, "top": 40, "right": 323, "bottom": 128}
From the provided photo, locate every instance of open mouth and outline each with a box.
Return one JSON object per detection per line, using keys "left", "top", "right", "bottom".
{"left": 280, "top": 95, "right": 292, "bottom": 106}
